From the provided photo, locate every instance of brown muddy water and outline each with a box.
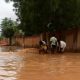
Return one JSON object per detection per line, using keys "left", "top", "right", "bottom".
{"left": 0, "top": 47, "right": 80, "bottom": 80}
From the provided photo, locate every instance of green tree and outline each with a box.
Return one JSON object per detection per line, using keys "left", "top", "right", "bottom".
{"left": 1, "top": 17, "right": 18, "bottom": 45}
{"left": 5, "top": 0, "right": 80, "bottom": 34}
{"left": 5, "top": 0, "right": 51, "bottom": 35}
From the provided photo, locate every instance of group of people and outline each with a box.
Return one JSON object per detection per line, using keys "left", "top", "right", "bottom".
{"left": 50, "top": 36, "right": 66, "bottom": 53}
{"left": 39, "top": 35, "right": 66, "bottom": 53}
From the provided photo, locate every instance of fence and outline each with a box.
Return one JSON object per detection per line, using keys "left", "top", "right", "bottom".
{"left": 14, "top": 34, "right": 42, "bottom": 47}
{"left": 14, "top": 28, "right": 80, "bottom": 52}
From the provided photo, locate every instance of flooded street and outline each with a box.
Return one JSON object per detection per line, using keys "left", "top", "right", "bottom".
{"left": 0, "top": 52, "right": 22, "bottom": 80}
{"left": 0, "top": 48, "right": 80, "bottom": 80}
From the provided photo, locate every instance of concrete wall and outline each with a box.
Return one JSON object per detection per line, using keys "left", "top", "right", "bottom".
{"left": 65, "top": 29, "right": 80, "bottom": 52}
{"left": 14, "top": 29, "right": 80, "bottom": 52}
{"left": 65, "top": 31, "right": 74, "bottom": 51}
{"left": 15, "top": 34, "right": 41, "bottom": 47}
{"left": 77, "top": 29, "right": 80, "bottom": 50}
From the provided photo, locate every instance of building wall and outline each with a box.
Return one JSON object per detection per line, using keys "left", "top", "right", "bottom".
{"left": 65, "top": 30, "right": 74, "bottom": 51}
{"left": 65, "top": 29, "right": 80, "bottom": 52}
{"left": 77, "top": 29, "right": 80, "bottom": 50}
{"left": 15, "top": 34, "right": 41, "bottom": 47}
{"left": 14, "top": 29, "right": 80, "bottom": 52}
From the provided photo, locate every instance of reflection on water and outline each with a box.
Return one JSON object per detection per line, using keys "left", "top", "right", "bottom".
{"left": 0, "top": 52, "right": 23, "bottom": 80}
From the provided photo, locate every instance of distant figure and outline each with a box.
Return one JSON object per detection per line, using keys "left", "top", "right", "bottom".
{"left": 57, "top": 40, "right": 66, "bottom": 53}
{"left": 39, "top": 40, "right": 48, "bottom": 53}
{"left": 50, "top": 36, "right": 57, "bottom": 53}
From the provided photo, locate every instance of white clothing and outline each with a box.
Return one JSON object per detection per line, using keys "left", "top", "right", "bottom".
{"left": 60, "top": 41, "right": 66, "bottom": 51}
{"left": 50, "top": 37, "right": 57, "bottom": 46}
{"left": 42, "top": 41, "right": 46, "bottom": 45}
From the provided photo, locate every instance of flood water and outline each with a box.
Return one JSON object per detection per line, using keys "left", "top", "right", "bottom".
{"left": 0, "top": 47, "right": 80, "bottom": 80}
{"left": 0, "top": 46, "right": 23, "bottom": 52}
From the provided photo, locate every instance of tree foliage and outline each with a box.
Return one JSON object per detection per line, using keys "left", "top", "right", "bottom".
{"left": 1, "top": 17, "right": 18, "bottom": 45}
{"left": 5, "top": 0, "right": 80, "bottom": 35}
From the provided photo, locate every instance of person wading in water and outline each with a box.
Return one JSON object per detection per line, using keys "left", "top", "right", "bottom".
{"left": 50, "top": 35, "right": 57, "bottom": 53}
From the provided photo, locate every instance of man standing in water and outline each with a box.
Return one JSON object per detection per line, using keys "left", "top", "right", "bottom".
{"left": 59, "top": 40, "right": 66, "bottom": 52}
{"left": 39, "top": 40, "right": 48, "bottom": 53}
{"left": 50, "top": 35, "right": 57, "bottom": 53}
{"left": 57, "top": 40, "right": 66, "bottom": 53}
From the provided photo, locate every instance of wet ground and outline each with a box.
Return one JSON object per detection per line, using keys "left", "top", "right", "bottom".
{"left": 0, "top": 46, "right": 23, "bottom": 52}
{"left": 0, "top": 47, "right": 80, "bottom": 80}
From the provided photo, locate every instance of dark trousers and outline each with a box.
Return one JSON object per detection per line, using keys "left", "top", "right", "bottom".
{"left": 51, "top": 45, "right": 57, "bottom": 53}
